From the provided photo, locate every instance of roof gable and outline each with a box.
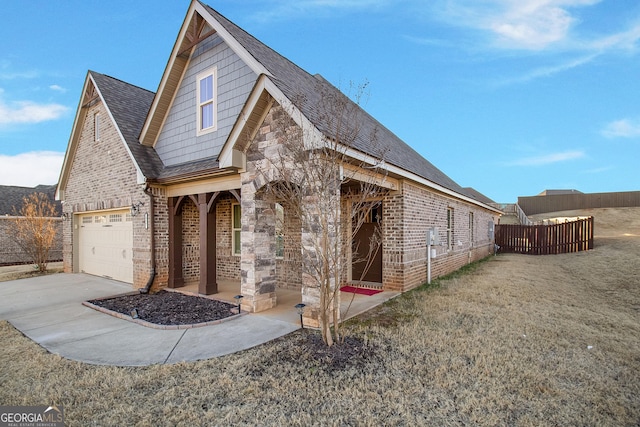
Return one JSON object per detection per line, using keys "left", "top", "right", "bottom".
{"left": 57, "top": 72, "right": 160, "bottom": 199}
{"left": 139, "top": 0, "right": 269, "bottom": 148}
{"left": 89, "top": 72, "right": 162, "bottom": 178}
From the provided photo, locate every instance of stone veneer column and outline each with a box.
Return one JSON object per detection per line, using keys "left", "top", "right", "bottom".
{"left": 239, "top": 179, "right": 277, "bottom": 313}
{"left": 299, "top": 177, "right": 341, "bottom": 329}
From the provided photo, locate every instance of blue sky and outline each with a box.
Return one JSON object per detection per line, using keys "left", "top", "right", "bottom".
{"left": 0, "top": 0, "right": 638, "bottom": 202}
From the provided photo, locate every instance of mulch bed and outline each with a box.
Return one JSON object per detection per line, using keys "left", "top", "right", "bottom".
{"left": 87, "top": 291, "right": 236, "bottom": 326}
{"left": 246, "top": 329, "right": 384, "bottom": 373}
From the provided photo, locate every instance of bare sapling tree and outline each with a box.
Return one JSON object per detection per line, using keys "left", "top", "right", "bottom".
{"left": 10, "top": 192, "right": 59, "bottom": 272}
{"left": 258, "top": 81, "right": 391, "bottom": 346}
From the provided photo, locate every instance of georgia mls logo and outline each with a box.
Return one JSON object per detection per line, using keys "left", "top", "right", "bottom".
{"left": 0, "top": 405, "right": 64, "bottom": 427}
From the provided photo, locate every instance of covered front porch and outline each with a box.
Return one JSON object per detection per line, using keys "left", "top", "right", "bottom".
{"left": 161, "top": 165, "right": 399, "bottom": 326}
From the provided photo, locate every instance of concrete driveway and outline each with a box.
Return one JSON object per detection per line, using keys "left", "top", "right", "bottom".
{"left": 0, "top": 273, "right": 298, "bottom": 366}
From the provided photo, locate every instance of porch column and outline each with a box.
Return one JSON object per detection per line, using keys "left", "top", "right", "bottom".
{"left": 240, "top": 181, "right": 277, "bottom": 312}
{"left": 300, "top": 179, "right": 341, "bottom": 328}
{"left": 168, "top": 196, "right": 184, "bottom": 288}
{"left": 198, "top": 193, "right": 217, "bottom": 294}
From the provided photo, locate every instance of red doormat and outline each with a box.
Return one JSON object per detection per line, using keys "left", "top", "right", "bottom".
{"left": 340, "top": 286, "right": 383, "bottom": 296}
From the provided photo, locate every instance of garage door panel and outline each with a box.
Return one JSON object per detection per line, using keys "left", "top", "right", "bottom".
{"left": 78, "top": 210, "right": 133, "bottom": 283}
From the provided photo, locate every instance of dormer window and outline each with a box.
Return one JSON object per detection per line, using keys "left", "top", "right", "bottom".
{"left": 197, "top": 67, "right": 217, "bottom": 135}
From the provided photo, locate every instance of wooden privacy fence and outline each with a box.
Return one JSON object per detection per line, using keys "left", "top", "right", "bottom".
{"left": 495, "top": 217, "right": 594, "bottom": 255}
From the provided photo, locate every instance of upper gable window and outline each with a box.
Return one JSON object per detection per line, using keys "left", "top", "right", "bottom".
{"left": 196, "top": 67, "right": 217, "bottom": 135}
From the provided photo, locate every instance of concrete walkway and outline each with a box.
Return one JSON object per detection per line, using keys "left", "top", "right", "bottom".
{"left": 0, "top": 272, "right": 399, "bottom": 367}
{"left": 0, "top": 273, "right": 298, "bottom": 366}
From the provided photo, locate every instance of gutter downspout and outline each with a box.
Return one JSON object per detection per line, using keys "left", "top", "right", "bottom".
{"left": 139, "top": 185, "right": 156, "bottom": 294}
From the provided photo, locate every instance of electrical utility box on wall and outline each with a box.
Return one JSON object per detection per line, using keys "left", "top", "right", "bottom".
{"left": 428, "top": 228, "right": 440, "bottom": 246}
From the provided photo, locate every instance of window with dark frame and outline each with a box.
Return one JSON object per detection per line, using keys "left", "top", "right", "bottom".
{"left": 447, "top": 207, "right": 454, "bottom": 250}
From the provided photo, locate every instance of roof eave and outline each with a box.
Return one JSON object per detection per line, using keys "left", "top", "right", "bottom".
{"left": 341, "top": 145, "right": 502, "bottom": 213}
{"left": 56, "top": 72, "right": 93, "bottom": 201}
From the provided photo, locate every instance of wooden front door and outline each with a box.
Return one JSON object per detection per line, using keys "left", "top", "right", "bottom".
{"left": 352, "top": 203, "right": 383, "bottom": 284}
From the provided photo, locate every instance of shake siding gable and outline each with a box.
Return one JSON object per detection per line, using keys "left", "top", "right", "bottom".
{"left": 155, "top": 33, "right": 258, "bottom": 166}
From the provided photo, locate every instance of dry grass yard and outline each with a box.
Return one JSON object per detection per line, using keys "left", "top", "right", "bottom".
{"left": 1, "top": 208, "right": 638, "bottom": 426}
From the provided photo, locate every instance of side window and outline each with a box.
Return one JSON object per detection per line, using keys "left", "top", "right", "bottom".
{"left": 197, "top": 68, "right": 217, "bottom": 135}
{"left": 232, "top": 203, "right": 241, "bottom": 255}
{"left": 447, "top": 207, "right": 454, "bottom": 251}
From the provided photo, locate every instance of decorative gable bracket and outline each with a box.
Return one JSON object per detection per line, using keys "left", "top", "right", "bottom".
{"left": 178, "top": 11, "right": 216, "bottom": 57}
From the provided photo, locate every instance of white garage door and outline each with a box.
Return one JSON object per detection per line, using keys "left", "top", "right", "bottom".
{"left": 78, "top": 210, "right": 133, "bottom": 283}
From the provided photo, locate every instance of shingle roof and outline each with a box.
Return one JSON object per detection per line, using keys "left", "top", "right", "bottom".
{"left": 91, "top": 71, "right": 225, "bottom": 182}
{"left": 461, "top": 187, "right": 496, "bottom": 205}
{"left": 201, "top": 2, "right": 467, "bottom": 195}
{"left": 0, "top": 185, "right": 60, "bottom": 216}
{"left": 88, "top": 3, "right": 482, "bottom": 201}
{"left": 154, "top": 157, "right": 220, "bottom": 182}
{"left": 89, "top": 71, "right": 164, "bottom": 178}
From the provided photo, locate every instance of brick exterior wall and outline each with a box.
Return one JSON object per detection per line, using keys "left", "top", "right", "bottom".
{"left": 0, "top": 217, "right": 63, "bottom": 265}
{"left": 215, "top": 194, "right": 241, "bottom": 281}
{"left": 180, "top": 198, "right": 200, "bottom": 283}
{"left": 61, "top": 87, "right": 499, "bottom": 307}
{"left": 381, "top": 191, "right": 404, "bottom": 290}
{"left": 149, "top": 192, "right": 241, "bottom": 291}
{"left": 61, "top": 98, "right": 152, "bottom": 289}
{"left": 382, "top": 181, "right": 499, "bottom": 291}
{"left": 150, "top": 186, "right": 169, "bottom": 289}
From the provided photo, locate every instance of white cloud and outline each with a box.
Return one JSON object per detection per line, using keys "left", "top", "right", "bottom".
{"left": 495, "top": 53, "right": 598, "bottom": 86}
{"left": 585, "top": 23, "right": 640, "bottom": 52}
{"left": 508, "top": 150, "right": 585, "bottom": 166}
{"left": 0, "top": 99, "right": 68, "bottom": 125}
{"left": 430, "top": 0, "right": 601, "bottom": 51}
{"left": 0, "top": 69, "right": 38, "bottom": 80}
{"left": 417, "top": 0, "right": 640, "bottom": 83}
{"left": 601, "top": 118, "right": 640, "bottom": 139}
{"left": 0, "top": 151, "right": 64, "bottom": 187}
{"left": 49, "top": 84, "right": 66, "bottom": 93}
{"left": 0, "top": 60, "right": 38, "bottom": 80}
{"left": 488, "top": 2, "right": 575, "bottom": 49}
{"left": 583, "top": 166, "right": 613, "bottom": 174}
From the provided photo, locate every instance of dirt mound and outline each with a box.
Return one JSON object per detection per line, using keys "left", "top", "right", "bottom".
{"left": 529, "top": 207, "right": 640, "bottom": 237}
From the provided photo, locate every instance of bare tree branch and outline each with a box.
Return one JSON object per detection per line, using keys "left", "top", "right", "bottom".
{"left": 254, "top": 81, "right": 391, "bottom": 346}
{"left": 9, "top": 193, "right": 59, "bottom": 272}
